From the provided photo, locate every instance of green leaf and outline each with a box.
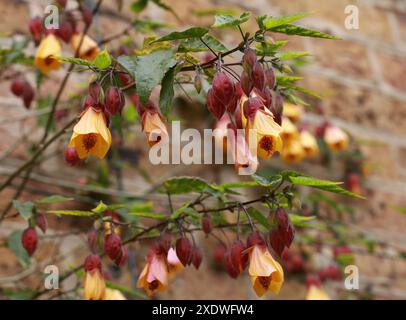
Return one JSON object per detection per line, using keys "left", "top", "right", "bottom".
{"left": 275, "top": 51, "right": 310, "bottom": 60}
{"left": 170, "top": 203, "right": 197, "bottom": 220}
{"left": 2, "top": 289, "right": 35, "bottom": 300}
{"left": 163, "top": 176, "right": 212, "bottom": 194}
{"left": 259, "top": 12, "right": 312, "bottom": 30}
{"left": 271, "top": 24, "right": 341, "bottom": 40}
{"left": 132, "top": 19, "right": 168, "bottom": 33}
{"left": 57, "top": 56, "right": 92, "bottom": 66}
{"left": 7, "top": 231, "right": 31, "bottom": 268}
{"left": 255, "top": 40, "right": 288, "bottom": 56}
{"left": 92, "top": 49, "right": 111, "bottom": 69}
{"left": 252, "top": 174, "right": 282, "bottom": 187}
{"left": 289, "top": 214, "right": 316, "bottom": 227}
{"left": 247, "top": 207, "right": 272, "bottom": 230}
{"left": 105, "top": 281, "right": 147, "bottom": 299}
{"left": 212, "top": 12, "right": 251, "bottom": 28}
{"left": 276, "top": 75, "right": 303, "bottom": 85}
{"left": 12, "top": 200, "right": 34, "bottom": 219}
{"left": 131, "top": 0, "right": 148, "bottom": 12}
{"left": 92, "top": 201, "right": 108, "bottom": 214}
{"left": 46, "top": 210, "right": 95, "bottom": 217}
{"left": 35, "top": 195, "right": 73, "bottom": 204}
{"left": 282, "top": 171, "right": 364, "bottom": 199}
{"left": 280, "top": 82, "right": 322, "bottom": 99}
{"left": 219, "top": 181, "right": 258, "bottom": 189}
{"left": 159, "top": 67, "right": 175, "bottom": 116}
{"left": 117, "top": 48, "right": 177, "bottom": 103}
{"left": 128, "top": 212, "right": 167, "bottom": 220}
{"left": 153, "top": 27, "right": 208, "bottom": 42}
{"left": 178, "top": 34, "right": 227, "bottom": 53}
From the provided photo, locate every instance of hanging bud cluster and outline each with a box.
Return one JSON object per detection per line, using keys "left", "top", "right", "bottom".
{"left": 10, "top": 79, "right": 35, "bottom": 109}
{"left": 269, "top": 207, "right": 295, "bottom": 257}
{"left": 21, "top": 213, "right": 48, "bottom": 257}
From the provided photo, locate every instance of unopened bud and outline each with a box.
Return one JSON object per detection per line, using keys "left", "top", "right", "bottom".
{"left": 104, "top": 233, "right": 122, "bottom": 261}
{"left": 22, "top": 82, "right": 35, "bottom": 109}
{"left": 65, "top": 147, "right": 79, "bottom": 166}
{"left": 84, "top": 254, "right": 102, "bottom": 273}
{"left": 194, "top": 73, "right": 202, "bottom": 94}
{"left": 28, "top": 17, "right": 43, "bottom": 45}
{"left": 89, "top": 82, "right": 104, "bottom": 104}
{"left": 82, "top": 6, "right": 93, "bottom": 26}
{"left": 105, "top": 86, "right": 125, "bottom": 115}
{"left": 212, "top": 71, "right": 235, "bottom": 107}
{"left": 252, "top": 62, "right": 265, "bottom": 91}
{"left": 22, "top": 227, "right": 38, "bottom": 256}
{"left": 201, "top": 213, "right": 212, "bottom": 235}
{"left": 56, "top": 21, "right": 73, "bottom": 43}
{"left": 176, "top": 237, "right": 193, "bottom": 266}
{"left": 242, "top": 48, "right": 257, "bottom": 74}
{"left": 265, "top": 68, "right": 276, "bottom": 89}
{"left": 10, "top": 79, "right": 25, "bottom": 97}
{"left": 240, "top": 70, "right": 253, "bottom": 96}
{"left": 191, "top": 246, "right": 203, "bottom": 269}
{"left": 246, "top": 232, "right": 265, "bottom": 248}
{"left": 207, "top": 88, "right": 225, "bottom": 119}
{"left": 36, "top": 214, "right": 47, "bottom": 234}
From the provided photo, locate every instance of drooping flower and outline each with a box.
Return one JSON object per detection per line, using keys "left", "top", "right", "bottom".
{"left": 34, "top": 34, "right": 61, "bottom": 74}
{"left": 281, "top": 138, "right": 305, "bottom": 163}
{"left": 306, "top": 285, "right": 331, "bottom": 300}
{"left": 70, "top": 33, "right": 99, "bottom": 61}
{"left": 103, "top": 288, "right": 126, "bottom": 300}
{"left": 140, "top": 108, "right": 169, "bottom": 147}
{"left": 300, "top": 129, "right": 319, "bottom": 158}
{"left": 230, "top": 129, "right": 258, "bottom": 174}
{"left": 247, "top": 233, "right": 284, "bottom": 297}
{"left": 280, "top": 116, "right": 298, "bottom": 142}
{"left": 324, "top": 124, "right": 349, "bottom": 151}
{"left": 167, "top": 247, "right": 183, "bottom": 276}
{"left": 282, "top": 102, "right": 303, "bottom": 123}
{"left": 137, "top": 246, "right": 169, "bottom": 296}
{"left": 68, "top": 107, "right": 112, "bottom": 159}
{"left": 84, "top": 255, "right": 106, "bottom": 300}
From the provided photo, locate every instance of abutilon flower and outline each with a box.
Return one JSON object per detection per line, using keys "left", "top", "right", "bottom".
{"left": 280, "top": 116, "right": 298, "bottom": 142}
{"left": 281, "top": 138, "right": 305, "bottom": 163}
{"left": 300, "top": 129, "right": 319, "bottom": 158}
{"left": 282, "top": 102, "right": 303, "bottom": 123}
{"left": 213, "top": 112, "right": 232, "bottom": 157}
{"left": 224, "top": 240, "right": 248, "bottom": 278}
{"left": 29, "top": 17, "right": 43, "bottom": 45}
{"left": 34, "top": 34, "right": 61, "bottom": 74}
{"left": 137, "top": 246, "right": 169, "bottom": 296}
{"left": 103, "top": 288, "right": 126, "bottom": 300}
{"left": 324, "top": 124, "right": 349, "bottom": 151}
{"left": 245, "top": 108, "right": 283, "bottom": 160}
{"left": 306, "top": 285, "right": 330, "bottom": 300}
{"left": 68, "top": 107, "right": 112, "bottom": 159}
{"left": 84, "top": 255, "right": 106, "bottom": 300}
{"left": 191, "top": 246, "right": 203, "bottom": 270}
{"left": 167, "top": 247, "right": 183, "bottom": 276}
{"left": 176, "top": 237, "right": 193, "bottom": 266}
{"left": 141, "top": 109, "right": 169, "bottom": 147}
{"left": 103, "top": 210, "right": 121, "bottom": 235}
{"left": 230, "top": 130, "right": 258, "bottom": 174}
{"left": 248, "top": 244, "right": 284, "bottom": 297}
{"left": 70, "top": 33, "right": 99, "bottom": 61}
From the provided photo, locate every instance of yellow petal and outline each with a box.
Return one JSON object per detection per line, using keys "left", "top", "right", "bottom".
{"left": 70, "top": 33, "right": 100, "bottom": 61}
{"left": 306, "top": 285, "right": 331, "bottom": 300}
{"left": 103, "top": 288, "right": 126, "bottom": 300}
{"left": 282, "top": 138, "right": 305, "bottom": 163}
{"left": 300, "top": 130, "right": 319, "bottom": 157}
{"left": 283, "top": 102, "right": 303, "bottom": 123}
{"left": 84, "top": 271, "right": 106, "bottom": 300}
{"left": 34, "top": 34, "right": 61, "bottom": 74}
{"left": 280, "top": 116, "right": 298, "bottom": 142}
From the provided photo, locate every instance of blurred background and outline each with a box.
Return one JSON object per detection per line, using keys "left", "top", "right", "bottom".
{"left": 0, "top": 0, "right": 406, "bottom": 299}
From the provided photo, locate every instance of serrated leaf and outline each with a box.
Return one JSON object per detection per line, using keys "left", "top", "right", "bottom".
{"left": 153, "top": 27, "right": 208, "bottom": 42}
{"left": 57, "top": 56, "right": 92, "bottom": 66}
{"left": 92, "top": 49, "right": 111, "bottom": 69}
{"left": 12, "top": 200, "right": 34, "bottom": 219}
{"left": 260, "top": 12, "right": 312, "bottom": 30}
{"left": 163, "top": 176, "right": 212, "bottom": 194}
{"left": 171, "top": 203, "right": 196, "bottom": 220}
{"left": 92, "top": 201, "right": 108, "bottom": 214}
{"left": 128, "top": 212, "right": 167, "bottom": 220}
{"left": 47, "top": 210, "right": 95, "bottom": 217}
{"left": 255, "top": 40, "right": 288, "bottom": 56}
{"left": 275, "top": 51, "right": 310, "bottom": 60}
{"left": 252, "top": 174, "right": 282, "bottom": 187}
{"left": 117, "top": 48, "right": 177, "bottom": 103}
{"left": 178, "top": 34, "right": 227, "bottom": 53}
{"left": 132, "top": 19, "right": 167, "bottom": 33}
{"left": 35, "top": 195, "right": 73, "bottom": 204}
{"left": 289, "top": 214, "right": 316, "bottom": 227}
{"left": 212, "top": 12, "right": 251, "bottom": 28}
{"left": 159, "top": 67, "right": 175, "bottom": 116}
{"left": 7, "top": 231, "right": 31, "bottom": 268}
{"left": 276, "top": 75, "right": 303, "bottom": 85}
{"left": 131, "top": 0, "right": 148, "bottom": 12}
{"left": 271, "top": 24, "right": 340, "bottom": 40}
{"left": 247, "top": 207, "right": 272, "bottom": 230}
{"left": 282, "top": 171, "right": 364, "bottom": 199}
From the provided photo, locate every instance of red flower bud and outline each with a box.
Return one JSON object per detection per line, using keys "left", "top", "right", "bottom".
{"left": 240, "top": 70, "right": 253, "bottom": 96}
{"left": 306, "top": 274, "right": 321, "bottom": 287}
{"left": 270, "top": 93, "right": 283, "bottom": 125}
{"left": 229, "top": 240, "right": 247, "bottom": 273}
{"left": 252, "top": 62, "right": 265, "bottom": 91}
{"left": 246, "top": 232, "right": 265, "bottom": 248}
{"left": 213, "top": 245, "right": 226, "bottom": 266}
{"left": 119, "top": 73, "right": 133, "bottom": 87}
{"left": 83, "top": 95, "right": 97, "bottom": 111}
{"left": 36, "top": 214, "right": 47, "bottom": 234}
{"left": 191, "top": 246, "right": 203, "bottom": 269}
{"left": 65, "top": 147, "right": 79, "bottom": 166}
{"left": 265, "top": 68, "right": 276, "bottom": 89}
{"left": 22, "top": 227, "right": 38, "bottom": 256}
{"left": 160, "top": 231, "right": 173, "bottom": 253}
{"left": 270, "top": 208, "right": 295, "bottom": 256}
{"left": 115, "top": 246, "right": 128, "bottom": 267}
{"left": 22, "top": 82, "right": 35, "bottom": 109}
{"left": 242, "top": 48, "right": 257, "bottom": 73}
{"left": 346, "top": 173, "right": 362, "bottom": 194}
{"left": 223, "top": 251, "right": 240, "bottom": 278}
{"left": 243, "top": 97, "right": 262, "bottom": 121}
{"left": 56, "top": 21, "right": 73, "bottom": 43}
{"left": 57, "top": 0, "right": 67, "bottom": 8}
{"left": 89, "top": 82, "right": 104, "bottom": 104}
{"left": 176, "top": 237, "right": 193, "bottom": 266}
{"left": 87, "top": 230, "right": 97, "bottom": 251}
{"left": 105, "top": 86, "right": 125, "bottom": 115}
{"left": 201, "top": 213, "right": 212, "bottom": 235}
{"left": 10, "top": 79, "right": 25, "bottom": 96}
{"left": 212, "top": 71, "right": 235, "bottom": 107}
{"left": 82, "top": 6, "right": 93, "bottom": 26}
{"left": 207, "top": 88, "right": 225, "bottom": 119}
{"left": 84, "top": 254, "right": 102, "bottom": 272}
{"left": 29, "top": 17, "right": 43, "bottom": 45}
{"left": 104, "top": 233, "right": 122, "bottom": 261}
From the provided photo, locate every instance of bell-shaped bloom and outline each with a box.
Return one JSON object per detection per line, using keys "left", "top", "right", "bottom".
{"left": 282, "top": 138, "right": 305, "bottom": 163}
{"left": 283, "top": 102, "right": 303, "bottom": 123}
{"left": 103, "top": 288, "right": 126, "bottom": 300}
{"left": 300, "top": 130, "right": 319, "bottom": 158}
{"left": 84, "top": 269, "right": 106, "bottom": 300}
{"left": 229, "top": 130, "right": 258, "bottom": 175}
{"left": 306, "top": 285, "right": 331, "bottom": 300}
{"left": 280, "top": 116, "right": 298, "bottom": 142}
{"left": 246, "top": 109, "right": 283, "bottom": 160}
{"left": 324, "top": 125, "right": 349, "bottom": 151}
{"left": 68, "top": 107, "right": 112, "bottom": 159}
{"left": 167, "top": 247, "right": 184, "bottom": 277}
{"left": 34, "top": 34, "right": 61, "bottom": 74}
{"left": 213, "top": 112, "right": 232, "bottom": 157}
{"left": 141, "top": 110, "right": 169, "bottom": 147}
{"left": 137, "top": 249, "right": 169, "bottom": 296}
{"left": 248, "top": 245, "right": 284, "bottom": 297}
{"left": 70, "top": 33, "right": 99, "bottom": 61}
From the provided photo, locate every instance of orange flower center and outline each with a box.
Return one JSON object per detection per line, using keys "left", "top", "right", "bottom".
{"left": 44, "top": 56, "right": 55, "bottom": 66}
{"left": 258, "top": 276, "right": 270, "bottom": 289}
{"left": 82, "top": 133, "right": 98, "bottom": 151}
{"left": 259, "top": 136, "right": 273, "bottom": 153}
{"left": 148, "top": 280, "right": 159, "bottom": 291}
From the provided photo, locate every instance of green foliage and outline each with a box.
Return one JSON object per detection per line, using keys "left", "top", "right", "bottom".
{"left": 35, "top": 195, "right": 73, "bottom": 204}
{"left": 7, "top": 230, "right": 31, "bottom": 267}
{"left": 271, "top": 24, "right": 341, "bottom": 39}
{"left": 153, "top": 27, "right": 208, "bottom": 42}
{"left": 178, "top": 35, "right": 227, "bottom": 53}
{"left": 162, "top": 176, "right": 213, "bottom": 194}
{"left": 92, "top": 49, "right": 111, "bottom": 69}
{"left": 247, "top": 207, "right": 272, "bottom": 230}
{"left": 46, "top": 210, "right": 95, "bottom": 217}
{"left": 256, "top": 12, "right": 311, "bottom": 30}
{"left": 212, "top": 12, "right": 251, "bottom": 28}
{"left": 12, "top": 200, "right": 34, "bottom": 220}
{"left": 159, "top": 67, "right": 175, "bottom": 116}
